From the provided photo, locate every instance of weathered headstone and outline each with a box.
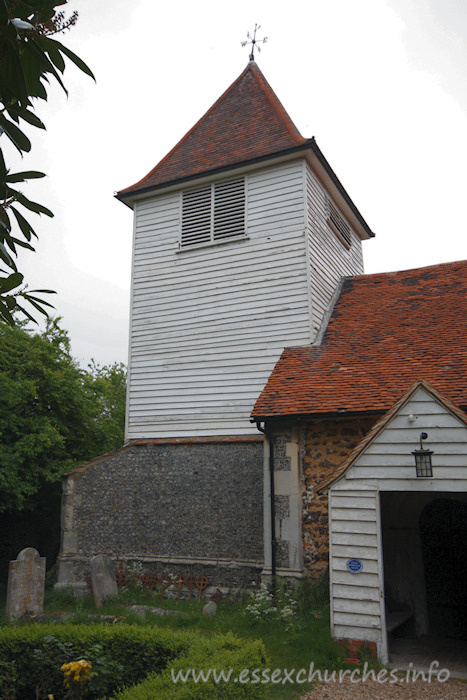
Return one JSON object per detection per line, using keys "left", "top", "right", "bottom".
{"left": 6, "top": 547, "right": 46, "bottom": 618}
{"left": 90, "top": 554, "right": 118, "bottom": 607}
{"left": 203, "top": 600, "right": 217, "bottom": 617}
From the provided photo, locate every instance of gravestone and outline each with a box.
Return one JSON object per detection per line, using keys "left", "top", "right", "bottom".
{"left": 203, "top": 600, "right": 217, "bottom": 617}
{"left": 6, "top": 547, "right": 46, "bottom": 618}
{"left": 90, "top": 554, "right": 118, "bottom": 607}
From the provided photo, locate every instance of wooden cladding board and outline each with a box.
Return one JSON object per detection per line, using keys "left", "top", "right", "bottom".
{"left": 305, "top": 163, "right": 364, "bottom": 336}
{"left": 127, "top": 161, "right": 313, "bottom": 438}
{"left": 335, "top": 386, "right": 467, "bottom": 488}
{"left": 329, "top": 489, "right": 384, "bottom": 645}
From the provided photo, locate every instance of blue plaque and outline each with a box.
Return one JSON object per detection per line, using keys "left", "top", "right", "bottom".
{"left": 346, "top": 558, "right": 363, "bottom": 573}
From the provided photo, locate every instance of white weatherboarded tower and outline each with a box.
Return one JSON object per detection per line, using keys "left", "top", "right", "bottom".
{"left": 117, "top": 60, "right": 374, "bottom": 440}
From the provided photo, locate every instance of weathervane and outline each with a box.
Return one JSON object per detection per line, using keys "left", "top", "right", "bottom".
{"left": 241, "top": 24, "right": 268, "bottom": 61}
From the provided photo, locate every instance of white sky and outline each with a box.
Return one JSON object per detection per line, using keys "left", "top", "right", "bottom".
{"left": 10, "top": 0, "right": 467, "bottom": 366}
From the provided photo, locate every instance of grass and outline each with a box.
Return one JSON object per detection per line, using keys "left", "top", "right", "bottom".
{"left": 2, "top": 579, "right": 379, "bottom": 699}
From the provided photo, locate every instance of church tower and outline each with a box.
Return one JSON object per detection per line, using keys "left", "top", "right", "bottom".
{"left": 57, "top": 60, "right": 374, "bottom": 592}
{"left": 117, "top": 60, "right": 373, "bottom": 440}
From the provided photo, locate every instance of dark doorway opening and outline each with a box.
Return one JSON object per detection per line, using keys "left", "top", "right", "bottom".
{"left": 419, "top": 498, "right": 467, "bottom": 640}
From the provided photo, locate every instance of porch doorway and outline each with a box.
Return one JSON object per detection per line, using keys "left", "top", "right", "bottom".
{"left": 419, "top": 498, "right": 467, "bottom": 640}
{"left": 380, "top": 492, "right": 467, "bottom": 649}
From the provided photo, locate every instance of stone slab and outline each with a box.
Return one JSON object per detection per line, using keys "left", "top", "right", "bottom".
{"left": 90, "top": 554, "right": 117, "bottom": 607}
{"left": 6, "top": 547, "right": 46, "bottom": 618}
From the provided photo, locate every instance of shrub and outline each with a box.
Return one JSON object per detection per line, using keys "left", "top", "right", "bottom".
{"left": 0, "top": 623, "right": 187, "bottom": 698}
{"left": 116, "top": 632, "right": 268, "bottom": 699}
{"left": 0, "top": 623, "right": 268, "bottom": 699}
{"left": 0, "top": 658, "right": 16, "bottom": 700}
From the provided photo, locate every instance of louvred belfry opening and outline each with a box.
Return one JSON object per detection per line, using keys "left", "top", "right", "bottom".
{"left": 213, "top": 179, "right": 245, "bottom": 241}
{"left": 181, "top": 178, "right": 245, "bottom": 248}
{"left": 181, "top": 186, "right": 211, "bottom": 247}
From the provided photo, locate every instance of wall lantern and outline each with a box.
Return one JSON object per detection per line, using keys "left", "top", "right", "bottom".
{"left": 412, "top": 432, "right": 433, "bottom": 477}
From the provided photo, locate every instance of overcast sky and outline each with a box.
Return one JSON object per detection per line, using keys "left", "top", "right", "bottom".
{"left": 10, "top": 0, "right": 467, "bottom": 366}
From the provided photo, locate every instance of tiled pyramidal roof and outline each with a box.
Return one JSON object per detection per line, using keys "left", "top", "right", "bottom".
{"left": 253, "top": 260, "right": 467, "bottom": 418}
{"left": 118, "top": 61, "right": 309, "bottom": 197}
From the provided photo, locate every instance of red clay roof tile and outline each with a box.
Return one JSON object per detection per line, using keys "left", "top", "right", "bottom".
{"left": 118, "top": 61, "right": 308, "bottom": 197}
{"left": 252, "top": 260, "right": 467, "bottom": 418}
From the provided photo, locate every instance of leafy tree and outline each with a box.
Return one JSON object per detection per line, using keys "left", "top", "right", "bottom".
{"left": 0, "top": 319, "right": 126, "bottom": 513}
{"left": 0, "top": 1, "right": 94, "bottom": 323}
{"left": 83, "top": 359, "right": 127, "bottom": 455}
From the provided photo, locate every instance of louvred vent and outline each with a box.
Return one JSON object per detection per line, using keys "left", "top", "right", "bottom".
{"left": 214, "top": 179, "right": 245, "bottom": 240}
{"left": 326, "top": 196, "right": 352, "bottom": 247}
{"left": 181, "top": 178, "right": 245, "bottom": 248}
{"left": 181, "top": 187, "right": 211, "bottom": 246}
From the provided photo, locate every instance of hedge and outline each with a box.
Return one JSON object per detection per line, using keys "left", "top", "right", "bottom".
{"left": 116, "top": 632, "right": 268, "bottom": 699}
{"left": 0, "top": 623, "right": 268, "bottom": 699}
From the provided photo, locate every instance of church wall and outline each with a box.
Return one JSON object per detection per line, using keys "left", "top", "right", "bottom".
{"left": 301, "top": 416, "right": 376, "bottom": 579}
{"left": 56, "top": 439, "right": 264, "bottom": 592}
{"left": 305, "top": 163, "right": 364, "bottom": 336}
{"left": 127, "top": 159, "right": 313, "bottom": 439}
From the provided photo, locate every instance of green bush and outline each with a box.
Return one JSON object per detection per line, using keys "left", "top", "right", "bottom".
{"left": 0, "top": 658, "right": 17, "bottom": 699}
{"left": 0, "top": 623, "right": 187, "bottom": 698}
{"left": 116, "top": 632, "right": 268, "bottom": 699}
{"left": 0, "top": 623, "right": 268, "bottom": 699}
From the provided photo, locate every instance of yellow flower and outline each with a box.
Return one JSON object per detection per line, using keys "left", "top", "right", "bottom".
{"left": 61, "top": 658, "right": 92, "bottom": 690}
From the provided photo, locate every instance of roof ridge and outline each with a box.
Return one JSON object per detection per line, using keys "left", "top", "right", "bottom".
{"left": 246, "top": 61, "right": 306, "bottom": 144}
{"left": 350, "top": 258, "right": 467, "bottom": 282}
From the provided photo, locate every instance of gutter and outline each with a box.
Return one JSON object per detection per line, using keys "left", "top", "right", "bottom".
{"left": 115, "top": 141, "right": 315, "bottom": 206}
{"left": 115, "top": 139, "right": 376, "bottom": 241}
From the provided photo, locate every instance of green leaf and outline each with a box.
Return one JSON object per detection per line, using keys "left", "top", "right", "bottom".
{"left": 28, "top": 38, "right": 68, "bottom": 95}
{"left": 6, "top": 171, "right": 46, "bottom": 183}
{"left": 0, "top": 207, "right": 11, "bottom": 231}
{"left": 49, "top": 38, "right": 96, "bottom": 80}
{"left": 11, "top": 207, "right": 37, "bottom": 241}
{"left": 6, "top": 236, "right": 35, "bottom": 252}
{"left": 11, "top": 300, "right": 38, "bottom": 323}
{"left": 26, "top": 293, "right": 55, "bottom": 307}
{"left": 0, "top": 114, "right": 31, "bottom": 154}
{"left": 46, "top": 43, "right": 66, "bottom": 73}
{"left": 0, "top": 39, "right": 30, "bottom": 106}
{"left": 0, "top": 272, "right": 24, "bottom": 293}
{"left": 5, "top": 294, "right": 16, "bottom": 310}
{"left": 4, "top": 235, "right": 16, "bottom": 255}
{"left": 0, "top": 241, "right": 16, "bottom": 269}
{"left": 25, "top": 296, "right": 52, "bottom": 316}
{"left": 0, "top": 149, "right": 6, "bottom": 177}
{"left": 28, "top": 289, "right": 57, "bottom": 295}
{"left": 0, "top": 299, "right": 15, "bottom": 324}
{"left": 17, "top": 108, "right": 46, "bottom": 130}
{"left": 20, "top": 46, "right": 49, "bottom": 100}
{"left": 14, "top": 193, "right": 54, "bottom": 218}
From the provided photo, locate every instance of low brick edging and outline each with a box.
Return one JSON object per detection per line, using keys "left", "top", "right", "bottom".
{"left": 337, "top": 638, "right": 378, "bottom": 659}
